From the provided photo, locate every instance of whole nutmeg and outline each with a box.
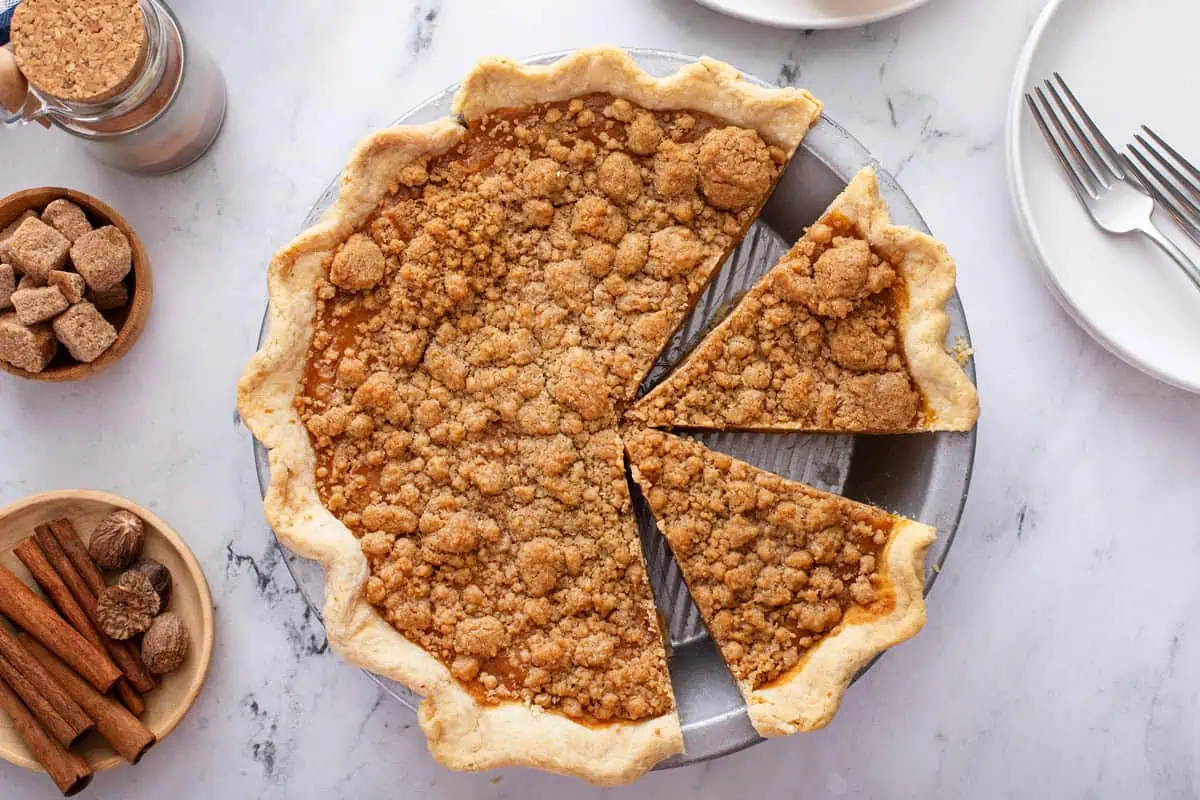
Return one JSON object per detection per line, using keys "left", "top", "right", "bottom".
{"left": 129, "top": 558, "right": 172, "bottom": 605}
{"left": 141, "top": 612, "right": 189, "bottom": 675}
{"left": 96, "top": 571, "right": 160, "bottom": 640}
{"left": 88, "top": 510, "right": 145, "bottom": 570}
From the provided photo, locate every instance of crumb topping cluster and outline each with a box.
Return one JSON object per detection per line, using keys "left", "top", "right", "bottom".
{"left": 630, "top": 214, "right": 924, "bottom": 431}
{"left": 297, "top": 94, "right": 787, "bottom": 721}
{"left": 624, "top": 428, "right": 893, "bottom": 689}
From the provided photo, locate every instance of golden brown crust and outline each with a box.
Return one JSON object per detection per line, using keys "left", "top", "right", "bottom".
{"left": 452, "top": 46, "right": 822, "bottom": 151}
{"left": 236, "top": 120, "right": 464, "bottom": 687}
{"left": 819, "top": 168, "right": 979, "bottom": 431}
{"left": 745, "top": 518, "right": 932, "bottom": 736}
{"left": 629, "top": 167, "right": 979, "bottom": 433}
{"left": 624, "top": 427, "right": 934, "bottom": 738}
{"left": 239, "top": 48, "right": 828, "bottom": 784}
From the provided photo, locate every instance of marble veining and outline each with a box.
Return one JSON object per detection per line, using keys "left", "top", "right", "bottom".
{"left": 3, "top": 0, "right": 1200, "bottom": 797}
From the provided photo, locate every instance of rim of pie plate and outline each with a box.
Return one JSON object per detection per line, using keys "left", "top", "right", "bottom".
{"left": 237, "top": 46, "right": 830, "bottom": 784}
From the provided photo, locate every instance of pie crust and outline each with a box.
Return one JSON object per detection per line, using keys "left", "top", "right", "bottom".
{"left": 624, "top": 427, "right": 935, "bottom": 737}
{"left": 455, "top": 49, "right": 821, "bottom": 149}
{"left": 747, "top": 521, "right": 931, "bottom": 735}
{"left": 237, "top": 47, "right": 821, "bottom": 785}
{"left": 628, "top": 166, "right": 980, "bottom": 432}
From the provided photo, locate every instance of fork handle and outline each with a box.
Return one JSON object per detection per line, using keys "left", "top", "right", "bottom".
{"left": 1140, "top": 223, "right": 1200, "bottom": 292}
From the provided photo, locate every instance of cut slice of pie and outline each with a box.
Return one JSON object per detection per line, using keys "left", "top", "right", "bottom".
{"left": 449, "top": 50, "right": 822, "bottom": 413}
{"left": 624, "top": 427, "right": 934, "bottom": 737}
{"left": 237, "top": 46, "right": 823, "bottom": 784}
{"left": 628, "top": 167, "right": 979, "bottom": 433}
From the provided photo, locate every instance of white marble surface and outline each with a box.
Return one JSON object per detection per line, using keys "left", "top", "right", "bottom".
{"left": 2, "top": 0, "right": 1199, "bottom": 796}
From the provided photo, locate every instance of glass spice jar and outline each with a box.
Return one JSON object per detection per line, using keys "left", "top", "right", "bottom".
{"left": 1, "top": 0, "right": 226, "bottom": 174}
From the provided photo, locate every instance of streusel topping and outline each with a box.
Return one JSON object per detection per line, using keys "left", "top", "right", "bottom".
{"left": 297, "top": 94, "right": 787, "bottom": 721}
{"left": 629, "top": 213, "right": 924, "bottom": 431}
{"left": 624, "top": 428, "right": 893, "bottom": 689}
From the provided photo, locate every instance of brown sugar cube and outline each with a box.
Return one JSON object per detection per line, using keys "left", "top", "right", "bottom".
{"left": 70, "top": 225, "right": 131, "bottom": 291}
{"left": 52, "top": 302, "right": 117, "bottom": 362}
{"left": 47, "top": 270, "right": 86, "bottom": 303}
{"left": 11, "top": 285, "right": 68, "bottom": 324}
{"left": 3, "top": 216, "right": 70, "bottom": 281}
{"left": 0, "top": 209, "right": 36, "bottom": 240}
{"left": 0, "top": 312, "right": 56, "bottom": 372}
{"left": 0, "top": 264, "right": 14, "bottom": 310}
{"left": 0, "top": 209, "right": 37, "bottom": 259}
{"left": 87, "top": 280, "right": 129, "bottom": 311}
{"left": 41, "top": 199, "right": 93, "bottom": 242}
{"left": 16, "top": 272, "right": 44, "bottom": 290}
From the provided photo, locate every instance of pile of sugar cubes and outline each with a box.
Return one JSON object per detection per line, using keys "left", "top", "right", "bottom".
{"left": 0, "top": 198, "right": 133, "bottom": 373}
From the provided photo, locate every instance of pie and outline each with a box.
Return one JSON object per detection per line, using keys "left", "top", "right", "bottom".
{"left": 627, "top": 166, "right": 979, "bottom": 432}
{"left": 237, "top": 47, "right": 822, "bottom": 784}
{"left": 623, "top": 427, "right": 934, "bottom": 736}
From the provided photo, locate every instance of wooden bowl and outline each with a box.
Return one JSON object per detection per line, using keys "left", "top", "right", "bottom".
{"left": 0, "top": 490, "right": 213, "bottom": 773}
{"left": 0, "top": 188, "right": 152, "bottom": 382}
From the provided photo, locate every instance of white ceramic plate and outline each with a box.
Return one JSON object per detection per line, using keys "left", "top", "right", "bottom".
{"left": 693, "top": 0, "right": 930, "bottom": 29}
{"left": 1007, "top": 0, "right": 1200, "bottom": 393}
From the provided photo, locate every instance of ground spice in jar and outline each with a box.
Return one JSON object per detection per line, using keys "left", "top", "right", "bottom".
{"left": 6, "top": 0, "right": 226, "bottom": 174}
{"left": 86, "top": 28, "right": 179, "bottom": 135}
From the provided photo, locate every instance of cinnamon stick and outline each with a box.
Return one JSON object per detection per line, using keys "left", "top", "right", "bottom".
{"left": 33, "top": 525, "right": 157, "bottom": 694}
{"left": 45, "top": 519, "right": 106, "bottom": 597}
{"left": 13, "top": 539, "right": 129, "bottom": 694}
{"left": 0, "top": 562, "right": 120, "bottom": 692}
{"left": 25, "top": 530, "right": 151, "bottom": 712}
{"left": 21, "top": 635, "right": 156, "bottom": 765}
{"left": 0, "top": 621, "right": 92, "bottom": 743}
{"left": 15, "top": 538, "right": 104, "bottom": 650}
{"left": 0, "top": 671, "right": 93, "bottom": 795}
{"left": 115, "top": 678, "right": 144, "bottom": 716}
{"left": 0, "top": 651, "right": 90, "bottom": 748}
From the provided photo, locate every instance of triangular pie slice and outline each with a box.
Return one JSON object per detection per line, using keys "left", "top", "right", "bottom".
{"left": 628, "top": 167, "right": 979, "bottom": 432}
{"left": 624, "top": 427, "right": 934, "bottom": 737}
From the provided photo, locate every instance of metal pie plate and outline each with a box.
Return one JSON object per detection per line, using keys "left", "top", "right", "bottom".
{"left": 252, "top": 49, "right": 976, "bottom": 768}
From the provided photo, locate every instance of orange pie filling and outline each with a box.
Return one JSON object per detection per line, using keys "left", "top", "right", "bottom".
{"left": 295, "top": 94, "right": 792, "bottom": 722}
{"left": 625, "top": 428, "right": 895, "bottom": 690}
{"left": 631, "top": 213, "right": 929, "bottom": 431}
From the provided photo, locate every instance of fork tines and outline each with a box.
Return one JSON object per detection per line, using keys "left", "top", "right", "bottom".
{"left": 1025, "top": 73, "right": 1130, "bottom": 200}
{"left": 1125, "top": 126, "right": 1200, "bottom": 244}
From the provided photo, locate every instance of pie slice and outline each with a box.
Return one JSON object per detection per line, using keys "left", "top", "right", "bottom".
{"left": 449, "top": 50, "right": 822, "bottom": 414}
{"left": 628, "top": 167, "right": 979, "bottom": 432}
{"left": 237, "top": 46, "right": 822, "bottom": 784}
{"left": 624, "top": 427, "right": 934, "bottom": 737}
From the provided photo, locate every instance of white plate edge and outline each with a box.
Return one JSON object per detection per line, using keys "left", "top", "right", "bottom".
{"left": 692, "top": 0, "right": 932, "bottom": 30}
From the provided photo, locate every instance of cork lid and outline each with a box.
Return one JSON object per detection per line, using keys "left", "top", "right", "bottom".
{"left": 10, "top": 0, "right": 147, "bottom": 104}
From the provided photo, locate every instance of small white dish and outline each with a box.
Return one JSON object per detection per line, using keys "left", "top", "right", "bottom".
{"left": 692, "top": 0, "right": 930, "bottom": 29}
{"left": 1006, "top": 0, "right": 1200, "bottom": 393}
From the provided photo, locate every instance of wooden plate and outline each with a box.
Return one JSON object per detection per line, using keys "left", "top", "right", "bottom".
{"left": 0, "top": 188, "right": 153, "bottom": 382}
{"left": 0, "top": 490, "right": 213, "bottom": 772}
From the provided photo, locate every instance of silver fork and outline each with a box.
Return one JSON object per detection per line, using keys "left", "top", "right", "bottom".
{"left": 1124, "top": 125, "right": 1200, "bottom": 248}
{"left": 1025, "top": 73, "right": 1200, "bottom": 292}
